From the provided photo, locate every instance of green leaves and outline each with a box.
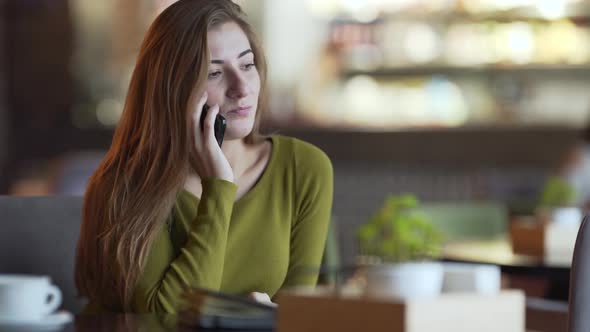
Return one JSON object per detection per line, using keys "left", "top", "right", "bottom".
{"left": 357, "top": 194, "right": 443, "bottom": 263}
{"left": 539, "top": 177, "right": 577, "bottom": 208}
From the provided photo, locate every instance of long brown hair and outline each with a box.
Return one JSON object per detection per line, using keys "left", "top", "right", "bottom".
{"left": 75, "top": 0, "right": 268, "bottom": 311}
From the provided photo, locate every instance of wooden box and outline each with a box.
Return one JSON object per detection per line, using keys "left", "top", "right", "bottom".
{"left": 277, "top": 290, "right": 525, "bottom": 332}
{"left": 510, "top": 217, "right": 578, "bottom": 264}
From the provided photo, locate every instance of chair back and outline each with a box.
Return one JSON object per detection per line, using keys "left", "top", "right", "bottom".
{"left": 0, "top": 196, "right": 85, "bottom": 312}
{"left": 568, "top": 215, "right": 590, "bottom": 332}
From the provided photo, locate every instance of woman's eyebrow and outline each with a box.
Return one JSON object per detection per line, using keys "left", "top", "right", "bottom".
{"left": 211, "top": 49, "right": 253, "bottom": 64}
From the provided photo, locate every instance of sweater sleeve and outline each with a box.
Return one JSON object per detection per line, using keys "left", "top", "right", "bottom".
{"left": 282, "top": 142, "right": 334, "bottom": 288}
{"left": 132, "top": 178, "right": 237, "bottom": 313}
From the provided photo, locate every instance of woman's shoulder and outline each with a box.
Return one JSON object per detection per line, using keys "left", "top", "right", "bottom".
{"left": 271, "top": 134, "right": 333, "bottom": 178}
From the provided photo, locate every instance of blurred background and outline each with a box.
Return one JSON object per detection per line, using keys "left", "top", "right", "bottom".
{"left": 2, "top": 0, "right": 590, "bottom": 277}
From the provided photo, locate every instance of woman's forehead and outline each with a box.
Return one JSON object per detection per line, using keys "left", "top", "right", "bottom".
{"left": 207, "top": 22, "right": 252, "bottom": 60}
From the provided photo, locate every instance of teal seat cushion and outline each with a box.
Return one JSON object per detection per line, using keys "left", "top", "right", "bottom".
{"left": 410, "top": 201, "right": 508, "bottom": 242}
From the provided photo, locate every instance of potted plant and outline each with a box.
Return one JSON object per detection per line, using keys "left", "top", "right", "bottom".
{"left": 537, "top": 177, "right": 581, "bottom": 226}
{"left": 512, "top": 177, "right": 583, "bottom": 257}
{"left": 356, "top": 194, "right": 444, "bottom": 299}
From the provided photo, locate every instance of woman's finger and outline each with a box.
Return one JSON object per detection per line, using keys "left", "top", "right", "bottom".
{"left": 203, "top": 104, "right": 220, "bottom": 147}
{"left": 192, "top": 91, "right": 208, "bottom": 147}
{"left": 249, "top": 292, "right": 276, "bottom": 306}
{"left": 191, "top": 91, "right": 208, "bottom": 120}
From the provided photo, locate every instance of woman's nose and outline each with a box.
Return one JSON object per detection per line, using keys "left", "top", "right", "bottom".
{"left": 226, "top": 70, "right": 248, "bottom": 99}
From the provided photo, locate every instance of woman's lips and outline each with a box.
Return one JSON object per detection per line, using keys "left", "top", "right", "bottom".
{"left": 226, "top": 106, "right": 252, "bottom": 117}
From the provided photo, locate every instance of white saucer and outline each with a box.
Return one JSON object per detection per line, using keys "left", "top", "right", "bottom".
{"left": 0, "top": 311, "right": 73, "bottom": 332}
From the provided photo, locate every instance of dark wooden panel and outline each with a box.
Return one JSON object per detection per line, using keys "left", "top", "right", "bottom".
{"left": 281, "top": 126, "right": 581, "bottom": 167}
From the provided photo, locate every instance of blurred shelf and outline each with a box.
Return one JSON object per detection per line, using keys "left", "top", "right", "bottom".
{"left": 378, "top": 11, "right": 590, "bottom": 24}
{"left": 343, "top": 65, "right": 590, "bottom": 78}
{"left": 332, "top": 3, "right": 590, "bottom": 24}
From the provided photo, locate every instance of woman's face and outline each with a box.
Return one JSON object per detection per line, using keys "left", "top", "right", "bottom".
{"left": 205, "top": 22, "right": 260, "bottom": 140}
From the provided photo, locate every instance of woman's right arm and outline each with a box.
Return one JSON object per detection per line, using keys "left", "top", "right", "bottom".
{"left": 132, "top": 178, "right": 237, "bottom": 313}
{"left": 132, "top": 91, "right": 236, "bottom": 313}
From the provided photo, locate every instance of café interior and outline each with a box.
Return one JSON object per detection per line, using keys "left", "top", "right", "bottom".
{"left": 2, "top": 0, "right": 590, "bottom": 331}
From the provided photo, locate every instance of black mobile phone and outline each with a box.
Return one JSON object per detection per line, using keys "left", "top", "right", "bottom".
{"left": 200, "top": 104, "right": 226, "bottom": 147}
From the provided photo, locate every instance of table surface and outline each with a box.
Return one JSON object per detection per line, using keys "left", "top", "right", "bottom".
{"left": 63, "top": 314, "right": 265, "bottom": 332}
{"left": 443, "top": 238, "right": 573, "bottom": 302}
{"left": 55, "top": 309, "right": 565, "bottom": 332}
{"left": 443, "top": 238, "right": 571, "bottom": 271}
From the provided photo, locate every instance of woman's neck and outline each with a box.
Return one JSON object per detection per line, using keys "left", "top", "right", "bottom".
{"left": 221, "top": 138, "right": 252, "bottom": 181}
{"left": 186, "top": 137, "right": 260, "bottom": 184}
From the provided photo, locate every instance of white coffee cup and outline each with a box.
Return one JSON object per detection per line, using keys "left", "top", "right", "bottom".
{"left": 0, "top": 275, "right": 62, "bottom": 321}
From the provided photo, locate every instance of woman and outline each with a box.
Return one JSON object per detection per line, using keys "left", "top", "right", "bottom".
{"left": 75, "top": 0, "right": 333, "bottom": 313}
{"left": 559, "top": 126, "right": 590, "bottom": 210}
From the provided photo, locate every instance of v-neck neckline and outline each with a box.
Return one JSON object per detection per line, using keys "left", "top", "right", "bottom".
{"left": 181, "top": 135, "right": 277, "bottom": 206}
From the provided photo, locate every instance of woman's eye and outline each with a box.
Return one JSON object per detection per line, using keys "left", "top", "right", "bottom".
{"left": 243, "top": 63, "right": 256, "bottom": 71}
{"left": 208, "top": 71, "right": 222, "bottom": 79}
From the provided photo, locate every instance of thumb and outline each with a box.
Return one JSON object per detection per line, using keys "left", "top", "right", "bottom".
{"left": 249, "top": 292, "right": 274, "bottom": 305}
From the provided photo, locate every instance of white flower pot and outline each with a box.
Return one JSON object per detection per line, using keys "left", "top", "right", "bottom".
{"left": 364, "top": 262, "right": 444, "bottom": 300}
{"left": 536, "top": 207, "right": 583, "bottom": 226}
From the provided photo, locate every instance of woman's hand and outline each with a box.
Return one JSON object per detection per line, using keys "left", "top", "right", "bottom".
{"left": 191, "top": 92, "right": 234, "bottom": 183}
{"left": 249, "top": 292, "right": 277, "bottom": 307}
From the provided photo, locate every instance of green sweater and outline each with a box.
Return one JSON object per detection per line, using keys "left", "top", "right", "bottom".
{"left": 130, "top": 135, "right": 333, "bottom": 313}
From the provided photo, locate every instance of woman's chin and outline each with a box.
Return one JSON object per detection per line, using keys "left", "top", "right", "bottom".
{"left": 224, "top": 123, "right": 254, "bottom": 141}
